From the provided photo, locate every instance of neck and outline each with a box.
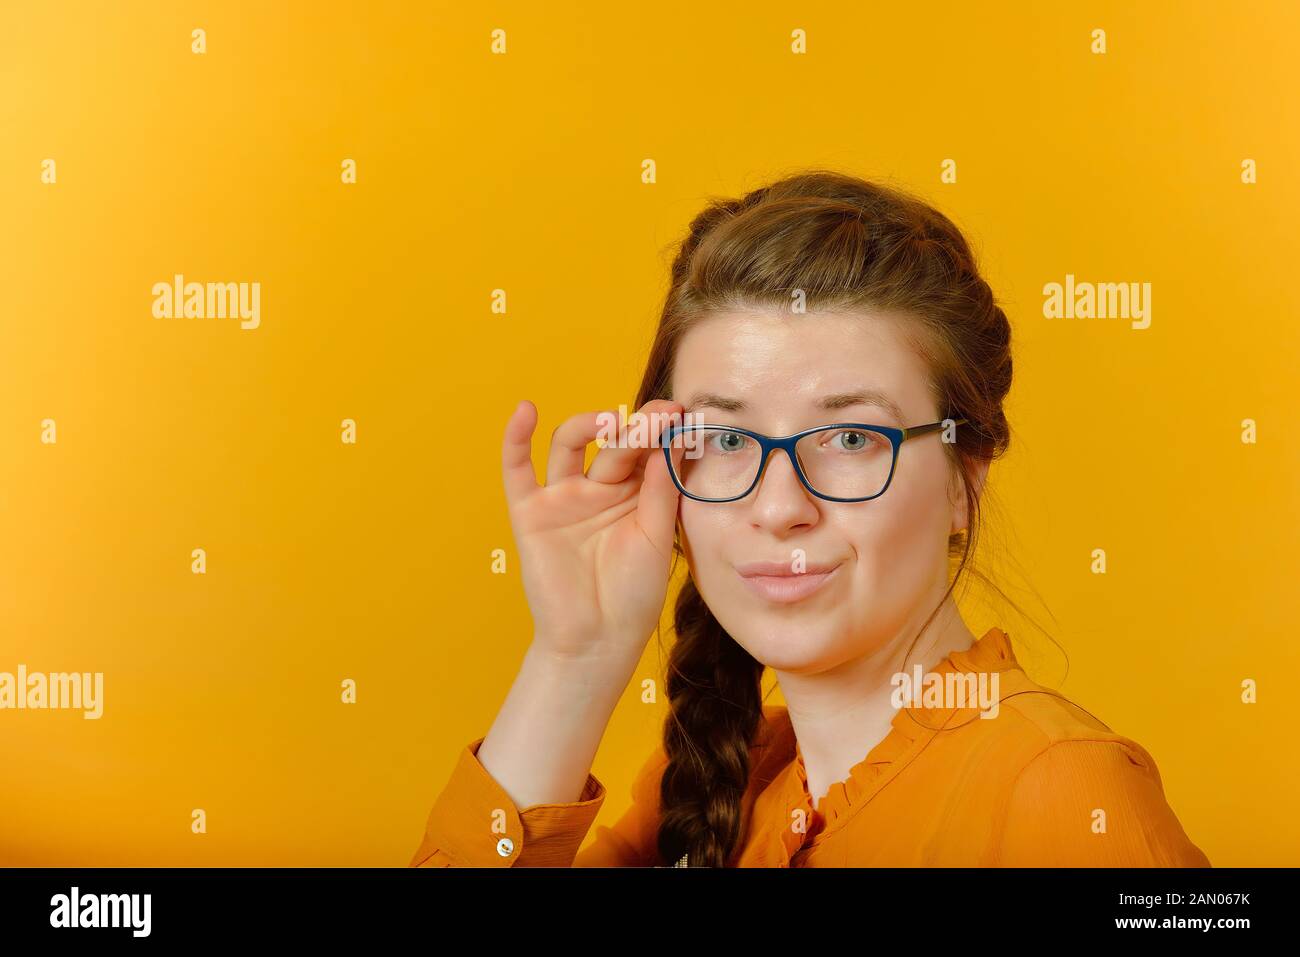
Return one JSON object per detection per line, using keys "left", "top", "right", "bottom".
{"left": 773, "top": 599, "right": 977, "bottom": 810}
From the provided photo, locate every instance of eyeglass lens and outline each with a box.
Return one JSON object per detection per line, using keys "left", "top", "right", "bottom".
{"left": 666, "top": 427, "right": 892, "bottom": 500}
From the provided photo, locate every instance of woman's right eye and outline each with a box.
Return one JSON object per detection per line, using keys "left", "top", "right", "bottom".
{"left": 708, "top": 431, "right": 749, "bottom": 453}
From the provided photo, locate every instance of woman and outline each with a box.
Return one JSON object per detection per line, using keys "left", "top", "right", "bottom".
{"left": 408, "top": 171, "right": 1210, "bottom": 868}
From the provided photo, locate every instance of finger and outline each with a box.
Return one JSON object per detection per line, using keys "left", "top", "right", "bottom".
{"left": 545, "top": 411, "right": 611, "bottom": 486}
{"left": 502, "top": 400, "right": 542, "bottom": 506}
{"left": 636, "top": 440, "right": 683, "bottom": 557}
{"left": 586, "top": 399, "right": 684, "bottom": 485}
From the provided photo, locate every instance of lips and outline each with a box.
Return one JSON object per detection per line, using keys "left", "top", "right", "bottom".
{"left": 734, "top": 559, "right": 841, "bottom": 578}
{"left": 735, "top": 559, "right": 843, "bottom": 604}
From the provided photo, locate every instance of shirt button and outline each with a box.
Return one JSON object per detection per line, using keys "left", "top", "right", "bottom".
{"left": 496, "top": 838, "right": 515, "bottom": 858}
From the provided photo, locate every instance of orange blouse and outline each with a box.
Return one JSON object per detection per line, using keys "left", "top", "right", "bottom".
{"left": 409, "top": 627, "right": 1211, "bottom": 867}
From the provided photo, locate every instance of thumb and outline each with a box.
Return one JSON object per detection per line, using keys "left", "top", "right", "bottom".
{"left": 635, "top": 446, "right": 682, "bottom": 557}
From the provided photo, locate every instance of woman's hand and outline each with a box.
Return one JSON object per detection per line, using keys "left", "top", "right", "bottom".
{"left": 501, "top": 398, "right": 685, "bottom": 666}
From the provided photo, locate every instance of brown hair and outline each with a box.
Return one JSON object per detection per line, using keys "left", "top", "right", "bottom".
{"left": 633, "top": 170, "right": 1016, "bottom": 867}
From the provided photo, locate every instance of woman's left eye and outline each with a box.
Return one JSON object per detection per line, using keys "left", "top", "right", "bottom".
{"left": 830, "top": 430, "right": 874, "bottom": 451}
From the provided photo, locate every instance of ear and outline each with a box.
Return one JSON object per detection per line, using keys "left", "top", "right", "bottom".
{"left": 950, "top": 457, "right": 990, "bottom": 534}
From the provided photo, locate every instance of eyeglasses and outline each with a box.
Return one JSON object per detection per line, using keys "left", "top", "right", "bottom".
{"left": 658, "top": 418, "right": 967, "bottom": 503}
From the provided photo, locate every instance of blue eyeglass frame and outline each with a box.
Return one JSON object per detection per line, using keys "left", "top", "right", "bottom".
{"left": 658, "top": 418, "right": 968, "bottom": 503}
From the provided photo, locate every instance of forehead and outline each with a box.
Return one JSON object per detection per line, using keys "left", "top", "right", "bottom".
{"left": 669, "top": 309, "right": 937, "bottom": 423}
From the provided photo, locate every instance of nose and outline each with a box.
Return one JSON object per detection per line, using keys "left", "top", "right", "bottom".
{"left": 748, "top": 447, "right": 820, "bottom": 532}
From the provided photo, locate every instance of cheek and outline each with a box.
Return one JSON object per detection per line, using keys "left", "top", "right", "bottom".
{"left": 679, "top": 502, "right": 749, "bottom": 601}
{"left": 849, "top": 465, "right": 954, "bottom": 585}
{"left": 677, "top": 500, "right": 717, "bottom": 570}
{"left": 679, "top": 500, "right": 736, "bottom": 549}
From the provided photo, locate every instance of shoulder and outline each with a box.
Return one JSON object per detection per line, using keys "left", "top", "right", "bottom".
{"left": 958, "top": 665, "right": 1162, "bottom": 770}
{"left": 997, "top": 736, "right": 1210, "bottom": 865}
{"left": 987, "top": 674, "right": 1209, "bottom": 866}
{"left": 980, "top": 669, "right": 1177, "bottom": 805}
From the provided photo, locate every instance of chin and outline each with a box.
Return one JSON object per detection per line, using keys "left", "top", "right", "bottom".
{"left": 726, "top": 620, "right": 850, "bottom": 674}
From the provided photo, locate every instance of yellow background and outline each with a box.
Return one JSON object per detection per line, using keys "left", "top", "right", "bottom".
{"left": 2, "top": 0, "right": 1297, "bottom": 866}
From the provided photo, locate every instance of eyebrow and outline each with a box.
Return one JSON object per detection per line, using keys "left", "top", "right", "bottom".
{"left": 683, "top": 388, "right": 908, "bottom": 424}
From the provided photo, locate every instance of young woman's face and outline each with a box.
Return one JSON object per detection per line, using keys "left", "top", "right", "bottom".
{"left": 669, "top": 308, "right": 969, "bottom": 675}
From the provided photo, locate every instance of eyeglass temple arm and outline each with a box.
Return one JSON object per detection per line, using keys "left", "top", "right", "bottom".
{"left": 900, "top": 417, "right": 967, "bottom": 441}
